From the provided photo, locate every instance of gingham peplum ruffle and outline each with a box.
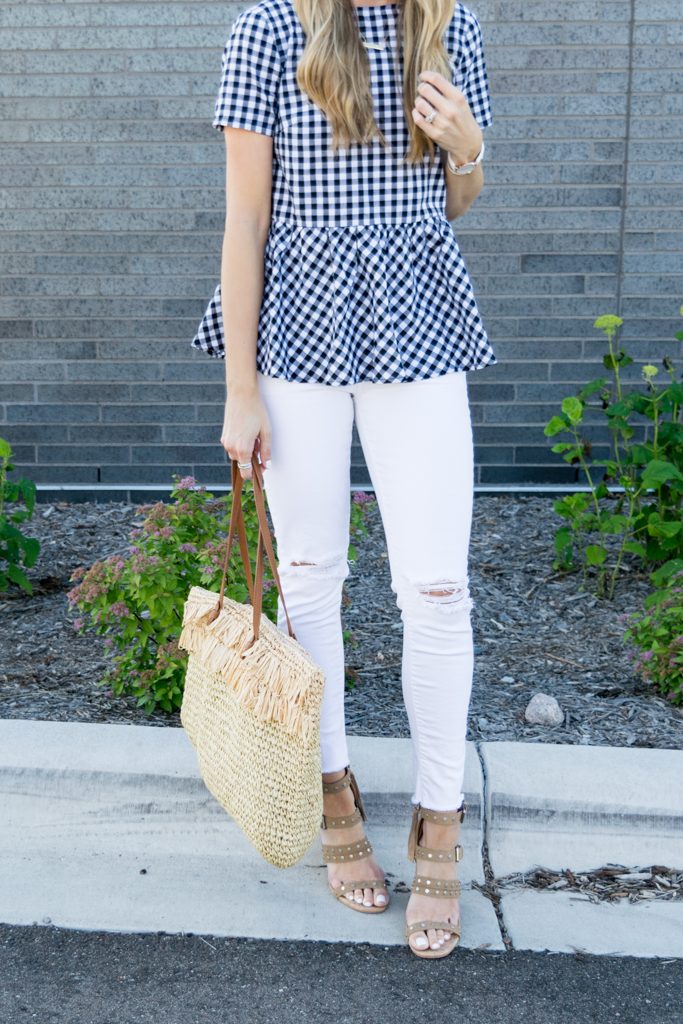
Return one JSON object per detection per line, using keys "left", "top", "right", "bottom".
{"left": 194, "top": 213, "right": 494, "bottom": 384}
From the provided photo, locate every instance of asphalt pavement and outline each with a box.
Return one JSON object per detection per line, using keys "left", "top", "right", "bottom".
{"left": 1, "top": 923, "right": 681, "bottom": 1024}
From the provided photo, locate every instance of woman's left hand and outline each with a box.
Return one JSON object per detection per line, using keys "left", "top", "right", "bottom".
{"left": 412, "top": 69, "right": 482, "bottom": 166}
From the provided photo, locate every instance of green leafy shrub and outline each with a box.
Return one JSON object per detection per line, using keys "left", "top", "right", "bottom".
{"left": 621, "top": 568, "right": 683, "bottom": 706}
{"left": 0, "top": 437, "right": 40, "bottom": 594}
{"left": 544, "top": 312, "right": 683, "bottom": 598}
{"left": 67, "top": 475, "right": 377, "bottom": 715}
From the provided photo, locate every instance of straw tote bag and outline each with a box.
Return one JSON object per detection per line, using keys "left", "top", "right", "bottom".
{"left": 177, "top": 453, "right": 325, "bottom": 869}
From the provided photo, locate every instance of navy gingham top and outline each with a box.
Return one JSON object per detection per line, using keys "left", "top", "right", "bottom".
{"left": 192, "top": 0, "right": 497, "bottom": 384}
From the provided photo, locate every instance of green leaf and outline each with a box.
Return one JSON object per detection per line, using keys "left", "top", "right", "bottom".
{"left": 601, "top": 514, "right": 631, "bottom": 534}
{"left": 578, "top": 377, "right": 608, "bottom": 400}
{"left": 21, "top": 536, "right": 40, "bottom": 567}
{"left": 550, "top": 442, "right": 576, "bottom": 454}
{"left": 647, "top": 518, "right": 682, "bottom": 540}
{"left": 586, "top": 545, "right": 607, "bottom": 566}
{"left": 6, "top": 562, "right": 33, "bottom": 593}
{"left": 544, "top": 416, "right": 568, "bottom": 437}
{"left": 628, "top": 444, "right": 651, "bottom": 465}
{"left": 554, "top": 527, "right": 572, "bottom": 554}
{"left": 641, "top": 460, "right": 683, "bottom": 488}
{"left": 561, "top": 397, "right": 583, "bottom": 425}
{"left": 650, "top": 558, "right": 683, "bottom": 589}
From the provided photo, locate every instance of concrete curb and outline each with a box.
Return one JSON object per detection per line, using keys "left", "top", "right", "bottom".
{"left": 1, "top": 719, "right": 681, "bottom": 956}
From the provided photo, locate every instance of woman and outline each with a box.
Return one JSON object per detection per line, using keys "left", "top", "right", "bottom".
{"left": 192, "top": 0, "right": 495, "bottom": 959}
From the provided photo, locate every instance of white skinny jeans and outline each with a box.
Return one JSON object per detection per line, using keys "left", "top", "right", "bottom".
{"left": 256, "top": 367, "right": 475, "bottom": 811}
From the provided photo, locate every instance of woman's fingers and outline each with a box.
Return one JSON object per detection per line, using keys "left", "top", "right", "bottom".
{"left": 221, "top": 395, "right": 271, "bottom": 479}
{"left": 224, "top": 440, "right": 254, "bottom": 479}
{"left": 256, "top": 427, "right": 272, "bottom": 469}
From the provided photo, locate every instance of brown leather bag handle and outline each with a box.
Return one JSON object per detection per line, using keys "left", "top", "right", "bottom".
{"left": 208, "top": 454, "right": 297, "bottom": 644}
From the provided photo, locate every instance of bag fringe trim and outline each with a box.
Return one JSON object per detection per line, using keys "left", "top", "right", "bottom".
{"left": 178, "top": 586, "right": 324, "bottom": 744}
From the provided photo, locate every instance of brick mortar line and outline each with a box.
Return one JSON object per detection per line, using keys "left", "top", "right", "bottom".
{"left": 616, "top": 0, "right": 637, "bottom": 318}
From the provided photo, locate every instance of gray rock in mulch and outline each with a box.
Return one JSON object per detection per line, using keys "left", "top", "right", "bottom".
{"left": 0, "top": 495, "right": 681, "bottom": 752}
{"left": 524, "top": 693, "right": 565, "bottom": 726}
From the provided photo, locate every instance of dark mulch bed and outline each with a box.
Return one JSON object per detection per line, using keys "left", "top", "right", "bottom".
{"left": 1, "top": 495, "right": 681, "bottom": 749}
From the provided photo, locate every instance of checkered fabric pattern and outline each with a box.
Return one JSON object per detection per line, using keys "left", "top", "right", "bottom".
{"left": 192, "top": 0, "right": 497, "bottom": 384}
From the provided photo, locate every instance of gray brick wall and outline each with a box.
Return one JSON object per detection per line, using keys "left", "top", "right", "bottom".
{"left": 1, "top": 0, "right": 682, "bottom": 495}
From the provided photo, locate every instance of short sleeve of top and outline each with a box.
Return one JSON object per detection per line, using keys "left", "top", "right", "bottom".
{"left": 455, "top": 8, "right": 493, "bottom": 131}
{"left": 212, "top": 7, "right": 281, "bottom": 137}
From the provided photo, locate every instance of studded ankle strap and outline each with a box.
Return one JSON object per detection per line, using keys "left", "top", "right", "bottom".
{"left": 407, "top": 801, "right": 466, "bottom": 862}
{"left": 416, "top": 803, "right": 466, "bottom": 826}
{"left": 322, "top": 767, "right": 353, "bottom": 795}
{"left": 321, "top": 766, "right": 367, "bottom": 823}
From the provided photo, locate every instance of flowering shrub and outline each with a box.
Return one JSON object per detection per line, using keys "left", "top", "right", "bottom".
{"left": 67, "top": 474, "right": 278, "bottom": 715}
{"left": 622, "top": 569, "right": 683, "bottom": 706}
{"left": 67, "top": 476, "right": 377, "bottom": 715}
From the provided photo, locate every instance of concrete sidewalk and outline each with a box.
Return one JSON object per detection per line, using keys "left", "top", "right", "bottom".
{"left": 0, "top": 719, "right": 681, "bottom": 958}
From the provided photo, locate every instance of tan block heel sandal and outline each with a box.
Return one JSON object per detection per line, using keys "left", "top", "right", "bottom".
{"left": 321, "top": 766, "right": 389, "bottom": 914}
{"left": 405, "top": 801, "right": 466, "bottom": 958}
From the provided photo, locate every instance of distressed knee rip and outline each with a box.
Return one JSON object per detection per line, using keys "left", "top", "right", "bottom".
{"left": 415, "top": 578, "right": 474, "bottom": 614}
{"left": 285, "top": 555, "right": 350, "bottom": 580}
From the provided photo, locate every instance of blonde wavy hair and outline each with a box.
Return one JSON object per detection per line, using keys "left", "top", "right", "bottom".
{"left": 293, "top": 0, "right": 455, "bottom": 164}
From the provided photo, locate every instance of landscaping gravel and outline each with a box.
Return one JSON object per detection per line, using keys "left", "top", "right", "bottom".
{"left": 1, "top": 495, "right": 681, "bottom": 750}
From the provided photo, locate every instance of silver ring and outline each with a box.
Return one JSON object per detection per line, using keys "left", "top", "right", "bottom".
{"left": 424, "top": 109, "right": 436, "bottom": 124}
{"left": 237, "top": 461, "right": 252, "bottom": 469}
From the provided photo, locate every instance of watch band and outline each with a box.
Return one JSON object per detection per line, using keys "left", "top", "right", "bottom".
{"left": 446, "top": 139, "right": 485, "bottom": 175}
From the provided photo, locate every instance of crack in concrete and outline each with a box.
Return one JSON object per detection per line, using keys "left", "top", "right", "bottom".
{"left": 473, "top": 739, "right": 513, "bottom": 951}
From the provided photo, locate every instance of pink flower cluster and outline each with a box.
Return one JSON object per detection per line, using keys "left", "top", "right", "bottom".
{"left": 141, "top": 501, "right": 172, "bottom": 532}
{"left": 101, "top": 555, "right": 126, "bottom": 577}
{"left": 67, "top": 559, "right": 112, "bottom": 605}
{"left": 352, "top": 490, "right": 374, "bottom": 504}
{"left": 156, "top": 638, "right": 181, "bottom": 669}
{"left": 109, "top": 601, "right": 130, "bottom": 618}
{"left": 176, "top": 476, "right": 197, "bottom": 491}
{"left": 130, "top": 552, "right": 161, "bottom": 573}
